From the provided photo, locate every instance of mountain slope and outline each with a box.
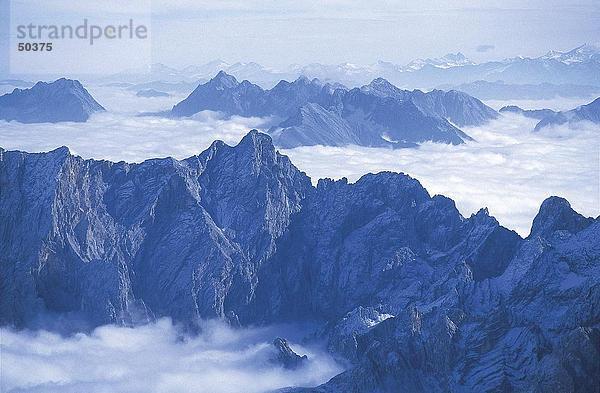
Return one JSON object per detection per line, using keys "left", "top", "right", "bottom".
{"left": 269, "top": 103, "right": 368, "bottom": 148}
{"left": 277, "top": 197, "right": 599, "bottom": 393}
{"left": 0, "top": 78, "right": 105, "bottom": 123}
{"left": 441, "top": 80, "right": 600, "bottom": 100}
{"left": 534, "top": 97, "right": 600, "bottom": 130}
{"left": 1, "top": 133, "right": 597, "bottom": 392}
{"left": 0, "top": 131, "right": 311, "bottom": 327}
{"left": 171, "top": 72, "right": 496, "bottom": 146}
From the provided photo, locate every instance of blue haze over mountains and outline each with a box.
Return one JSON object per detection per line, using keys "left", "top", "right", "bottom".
{"left": 0, "top": 131, "right": 598, "bottom": 392}
{"left": 0, "top": 78, "right": 104, "bottom": 123}
{"left": 170, "top": 71, "right": 497, "bottom": 147}
{"left": 95, "top": 44, "right": 600, "bottom": 95}
{"left": 1, "top": 43, "right": 600, "bottom": 393}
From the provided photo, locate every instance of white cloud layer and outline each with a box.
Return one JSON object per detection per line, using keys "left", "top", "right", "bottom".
{"left": 483, "top": 96, "right": 600, "bottom": 112}
{"left": 283, "top": 114, "right": 599, "bottom": 236}
{"left": 0, "top": 319, "right": 342, "bottom": 393}
{"left": 0, "top": 90, "right": 597, "bottom": 236}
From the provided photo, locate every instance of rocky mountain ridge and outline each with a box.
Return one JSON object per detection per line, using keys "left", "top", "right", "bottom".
{"left": 0, "top": 132, "right": 598, "bottom": 392}
{"left": 172, "top": 72, "right": 496, "bottom": 147}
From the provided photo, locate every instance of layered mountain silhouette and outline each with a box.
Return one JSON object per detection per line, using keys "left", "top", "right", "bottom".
{"left": 1, "top": 131, "right": 598, "bottom": 392}
{"left": 499, "top": 105, "right": 558, "bottom": 120}
{"left": 136, "top": 88, "right": 170, "bottom": 98}
{"left": 442, "top": 80, "right": 600, "bottom": 100}
{"left": 534, "top": 96, "right": 600, "bottom": 130}
{"left": 102, "top": 44, "right": 600, "bottom": 89}
{"left": 0, "top": 78, "right": 105, "bottom": 123}
{"left": 171, "top": 71, "right": 497, "bottom": 147}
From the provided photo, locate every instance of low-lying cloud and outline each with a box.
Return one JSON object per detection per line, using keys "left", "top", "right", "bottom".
{"left": 283, "top": 114, "right": 599, "bottom": 236}
{"left": 0, "top": 110, "right": 266, "bottom": 163}
{"left": 0, "top": 319, "right": 342, "bottom": 393}
{"left": 484, "top": 96, "right": 599, "bottom": 112}
{"left": 0, "top": 90, "right": 597, "bottom": 236}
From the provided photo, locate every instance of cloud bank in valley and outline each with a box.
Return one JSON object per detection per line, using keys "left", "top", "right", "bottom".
{"left": 0, "top": 319, "right": 342, "bottom": 393}
{"left": 283, "top": 114, "right": 599, "bottom": 236}
{"left": 0, "top": 92, "right": 597, "bottom": 236}
{"left": 0, "top": 110, "right": 265, "bottom": 163}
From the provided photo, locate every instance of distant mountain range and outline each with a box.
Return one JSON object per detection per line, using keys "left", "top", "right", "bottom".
{"left": 97, "top": 44, "right": 600, "bottom": 91}
{"left": 1, "top": 132, "right": 598, "bottom": 392}
{"left": 171, "top": 71, "right": 497, "bottom": 147}
{"left": 497, "top": 96, "right": 600, "bottom": 131}
{"left": 0, "top": 78, "right": 104, "bottom": 123}
{"left": 499, "top": 105, "right": 558, "bottom": 120}
{"left": 136, "top": 88, "right": 170, "bottom": 98}
{"left": 534, "top": 97, "right": 600, "bottom": 130}
{"left": 440, "top": 80, "right": 600, "bottom": 100}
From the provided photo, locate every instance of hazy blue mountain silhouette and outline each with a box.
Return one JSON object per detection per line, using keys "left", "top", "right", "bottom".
{"left": 0, "top": 78, "right": 104, "bottom": 123}
{"left": 534, "top": 96, "right": 600, "bottom": 130}
{"left": 499, "top": 105, "right": 558, "bottom": 120}
{"left": 172, "top": 72, "right": 498, "bottom": 147}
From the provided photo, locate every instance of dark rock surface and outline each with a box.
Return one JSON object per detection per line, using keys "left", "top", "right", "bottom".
{"left": 271, "top": 337, "right": 308, "bottom": 369}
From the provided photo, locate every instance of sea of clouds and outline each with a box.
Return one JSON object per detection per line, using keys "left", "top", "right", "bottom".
{"left": 0, "top": 87, "right": 597, "bottom": 236}
{"left": 0, "top": 318, "right": 342, "bottom": 393}
{"left": 284, "top": 114, "right": 599, "bottom": 236}
{"left": 0, "top": 85, "right": 598, "bottom": 392}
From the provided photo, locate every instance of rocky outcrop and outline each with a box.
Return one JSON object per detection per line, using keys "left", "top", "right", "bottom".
{"left": 271, "top": 337, "right": 308, "bottom": 369}
{"left": 0, "top": 131, "right": 311, "bottom": 327}
{"left": 283, "top": 200, "right": 600, "bottom": 393}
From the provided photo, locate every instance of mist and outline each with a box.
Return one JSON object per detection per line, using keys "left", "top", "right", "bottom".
{"left": 0, "top": 318, "right": 342, "bottom": 393}
{"left": 282, "top": 114, "right": 599, "bottom": 236}
{"left": 0, "top": 89, "right": 597, "bottom": 236}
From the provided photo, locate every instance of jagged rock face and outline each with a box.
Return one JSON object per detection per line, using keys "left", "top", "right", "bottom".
{"left": 171, "top": 71, "right": 499, "bottom": 147}
{"left": 361, "top": 79, "right": 498, "bottom": 127}
{"left": 284, "top": 202, "right": 599, "bottom": 393}
{"left": 1, "top": 131, "right": 598, "bottom": 392}
{"left": 0, "top": 131, "right": 311, "bottom": 327}
{"left": 528, "top": 196, "right": 595, "bottom": 238}
{"left": 339, "top": 89, "right": 467, "bottom": 145}
{"left": 409, "top": 89, "right": 498, "bottom": 127}
{"left": 0, "top": 78, "right": 105, "bottom": 123}
{"left": 248, "top": 176, "right": 522, "bottom": 324}
{"left": 271, "top": 337, "right": 308, "bottom": 369}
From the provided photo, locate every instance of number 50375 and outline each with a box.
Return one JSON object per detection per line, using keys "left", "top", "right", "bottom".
{"left": 18, "top": 42, "right": 53, "bottom": 51}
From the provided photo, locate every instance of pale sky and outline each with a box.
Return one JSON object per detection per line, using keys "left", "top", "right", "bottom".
{"left": 1, "top": 0, "right": 599, "bottom": 75}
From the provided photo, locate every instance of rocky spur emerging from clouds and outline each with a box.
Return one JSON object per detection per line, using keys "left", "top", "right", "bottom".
{"left": 0, "top": 318, "right": 342, "bottom": 393}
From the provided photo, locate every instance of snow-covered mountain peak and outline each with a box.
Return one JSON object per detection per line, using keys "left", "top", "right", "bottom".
{"left": 405, "top": 52, "right": 475, "bottom": 71}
